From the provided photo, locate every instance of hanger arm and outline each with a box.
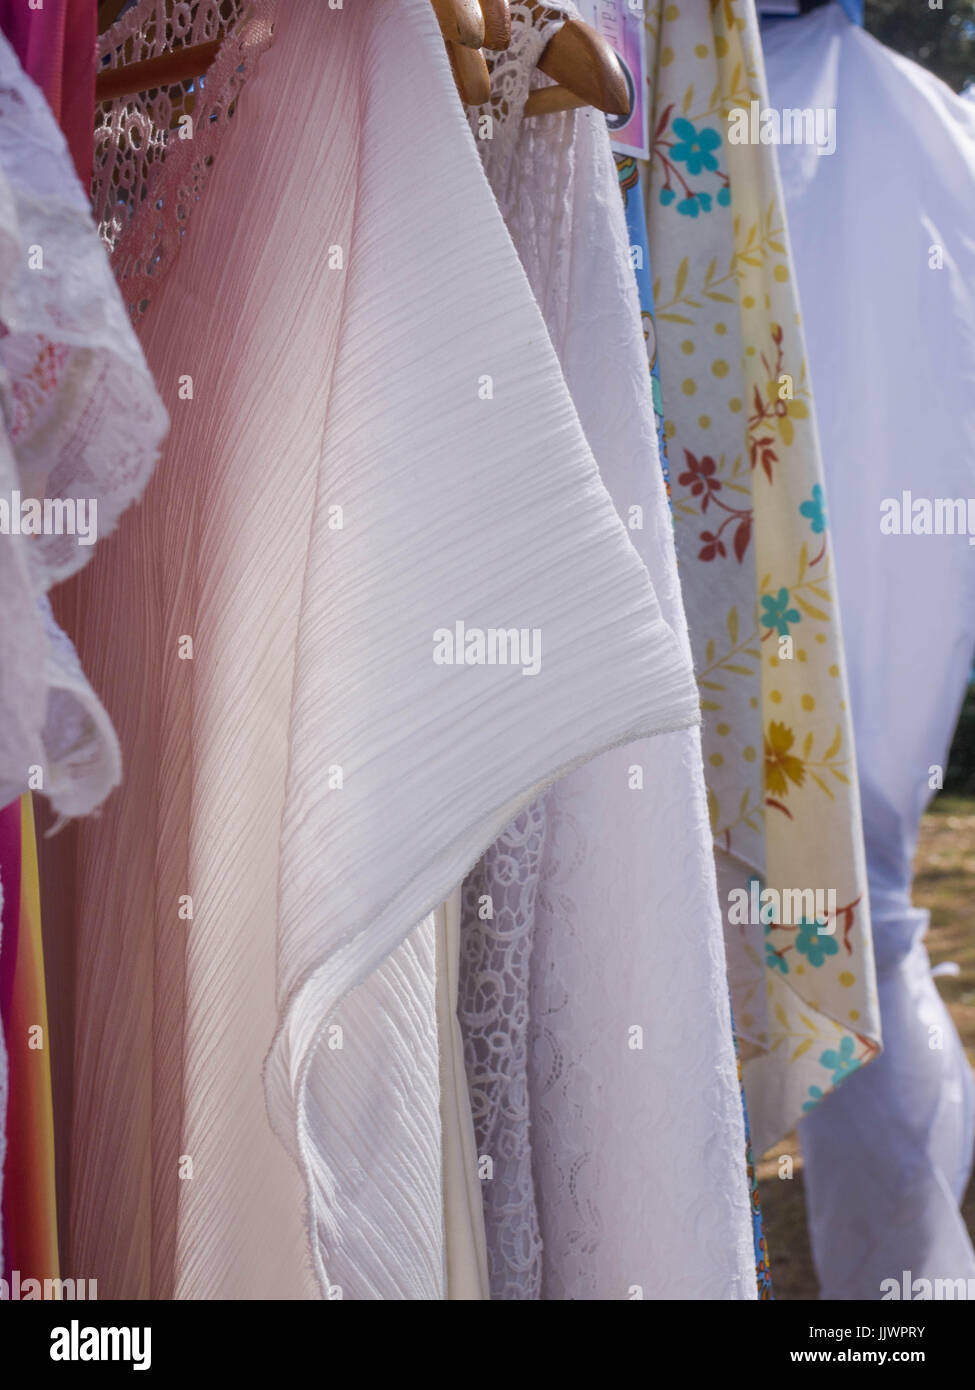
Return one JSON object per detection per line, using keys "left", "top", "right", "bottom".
{"left": 95, "top": 39, "right": 221, "bottom": 102}
{"left": 525, "top": 18, "right": 629, "bottom": 118}
{"left": 431, "top": 0, "right": 485, "bottom": 47}
{"left": 448, "top": 42, "right": 492, "bottom": 104}
{"left": 479, "top": 0, "right": 511, "bottom": 50}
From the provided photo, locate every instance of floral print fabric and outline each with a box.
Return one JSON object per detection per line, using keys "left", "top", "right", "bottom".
{"left": 640, "top": 0, "right": 881, "bottom": 1152}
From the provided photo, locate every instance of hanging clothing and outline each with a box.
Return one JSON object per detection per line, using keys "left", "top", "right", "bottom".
{"left": 764, "top": 1, "right": 975, "bottom": 1298}
{"left": 0, "top": 29, "right": 167, "bottom": 817}
{"left": 436, "top": 887, "right": 490, "bottom": 1300}
{"left": 0, "top": 24, "right": 165, "bottom": 1291}
{"left": 68, "top": 0, "right": 701, "bottom": 1299}
{"left": 640, "top": 0, "right": 881, "bottom": 1154}
{"left": 617, "top": 151, "right": 771, "bottom": 1296}
{"left": 92, "top": 0, "right": 278, "bottom": 298}
{"left": 457, "top": 3, "right": 756, "bottom": 1301}
{"left": 0, "top": 0, "right": 96, "bottom": 186}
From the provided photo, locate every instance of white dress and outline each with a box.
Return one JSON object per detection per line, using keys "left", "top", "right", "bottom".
{"left": 458, "top": 3, "right": 757, "bottom": 1300}
{"left": 765, "top": 2, "right": 975, "bottom": 1299}
{"left": 70, "top": 0, "right": 702, "bottom": 1298}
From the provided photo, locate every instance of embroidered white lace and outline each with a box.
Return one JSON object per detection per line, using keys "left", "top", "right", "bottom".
{"left": 0, "top": 30, "right": 167, "bottom": 814}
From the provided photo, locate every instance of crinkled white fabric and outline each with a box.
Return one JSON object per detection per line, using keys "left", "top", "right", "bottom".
{"left": 765, "top": 2, "right": 975, "bottom": 1299}
{"left": 0, "top": 32, "right": 166, "bottom": 815}
{"left": 67, "top": 0, "right": 700, "bottom": 1299}
{"left": 458, "top": 3, "right": 756, "bottom": 1300}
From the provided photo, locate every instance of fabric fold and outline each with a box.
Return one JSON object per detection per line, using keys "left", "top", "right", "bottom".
{"left": 764, "top": 1, "right": 975, "bottom": 1298}
{"left": 70, "top": 0, "right": 698, "bottom": 1299}
{"left": 457, "top": 2, "right": 756, "bottom": 1300}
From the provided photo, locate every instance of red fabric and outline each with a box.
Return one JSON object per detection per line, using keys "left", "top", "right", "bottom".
{"left": 0, "top": 1, "right": 96, "bottom": 187}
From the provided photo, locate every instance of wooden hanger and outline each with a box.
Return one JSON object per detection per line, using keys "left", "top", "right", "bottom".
{"left": 432, "top": 0, "right": 484, "bottom": 47}
{"left": 479, "top": 0, "right": 511, "bottom": 49}
{"left": 95, "top": 0, "right": 508, "bottom": 103}
{"left": 456, "top": 4, "right": 629, "bottom": 119}
{"left": 523, "top": 18, "right": 629, "bottom": 119}
{"left": 448, "top": 44, "right": 492, "bottom": 106}
{"left": 94, "top": 0, "right": 624, "bottom": 125}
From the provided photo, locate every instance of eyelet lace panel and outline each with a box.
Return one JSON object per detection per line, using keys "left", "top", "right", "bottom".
{"left": 92, "top": 0, "right": 278, "bottom": 320}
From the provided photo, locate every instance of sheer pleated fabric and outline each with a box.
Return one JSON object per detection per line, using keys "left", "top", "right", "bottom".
{"left": 63, "top": 0, "right": 699, "bottom": 1298}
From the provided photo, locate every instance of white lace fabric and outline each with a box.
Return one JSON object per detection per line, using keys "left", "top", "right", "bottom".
{"left": 0, "top": 31, "right": 166, "bottom": 815}
{"left": 459, "top": 800, "right": 547, "bottom": 1298}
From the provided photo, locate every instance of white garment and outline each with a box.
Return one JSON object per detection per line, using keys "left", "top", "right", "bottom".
{"left": 765, "top": 2, "right": 975, "bottom": 1299}
{"left": 262, "top": 0, "right": 700, "bottom": 1299}
{"left": 73, "top": 0, "right": 700, "bottom": 1299}
{"left": 458, "top": 5, "right": 756, "bottom": 1300}
{"left": 436, "top": 887, "right": 490, "bottom": 1299}
{"left": 0, "top": 33, "right": 167, "bottom": 815}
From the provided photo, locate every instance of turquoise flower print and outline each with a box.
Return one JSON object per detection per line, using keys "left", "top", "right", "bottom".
{"left": 670, "top": 118, "right": 721, "bottom": 176}
{"left": 655, "top": 109, "right": 728, "bottom": 216}
{"left": 799, "top": 483, "right": 827, "bottom": 534}
{"left": 765, "top": 938, "right": 789, "bottom": 974}
{"left": 819, "top": 1035, "right": 861, "bottom": 1086}
{"left": 760, "top": 587, "right": 801, "bottom": 637}
{"left": 763, "top": 914, "right": 788, "bottom": 973}
{"left": 802, "top": 1084, "right": 824, "bottom": 1114}
{"left": 795, "top": 917, "right": 839, "bottom": 968}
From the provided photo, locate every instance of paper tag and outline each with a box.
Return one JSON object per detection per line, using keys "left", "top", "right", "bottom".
{"left": 577, "top": 0, "right": 649, "bottom": 160}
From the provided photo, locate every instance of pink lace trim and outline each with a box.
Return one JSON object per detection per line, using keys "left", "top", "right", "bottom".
{"left": 93, "top": 0, "right": 279, "bottom": 320}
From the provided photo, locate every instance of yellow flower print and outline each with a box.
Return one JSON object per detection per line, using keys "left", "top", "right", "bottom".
{"left": 764, "top": 720, "right": 805, "bottom": 796}
{"left": 773, "top": 393, "right": 808, "bottom": 449}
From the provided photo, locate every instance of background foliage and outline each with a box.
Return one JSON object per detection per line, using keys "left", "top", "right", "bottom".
{"left": 865, "top": 0, "right": 975, "bottom": 91}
